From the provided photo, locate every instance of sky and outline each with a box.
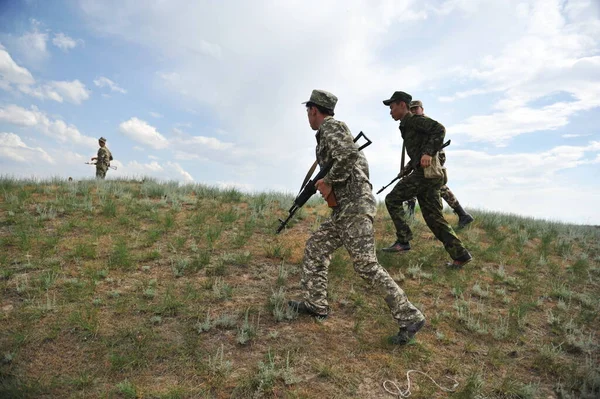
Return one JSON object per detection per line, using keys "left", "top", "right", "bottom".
{"left": 0, "top": 0, "right": 599, "bottom": 225}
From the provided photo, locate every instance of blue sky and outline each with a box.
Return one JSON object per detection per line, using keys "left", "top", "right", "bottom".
{"left": 1, "top": 0, "right": 599, "bottom": 225}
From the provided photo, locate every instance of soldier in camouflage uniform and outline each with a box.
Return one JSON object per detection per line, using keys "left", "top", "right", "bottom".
{"left": 288, "top": 90, "right": 425, "bottom": 344}
{"left": 381, "top": 91, "right": 472, "bottom": 268}
{"left": 91, "top": 137, "right": 112, "bottom": 179}
{"left": 408, "top": 100, "right": 474, "bottom": 229}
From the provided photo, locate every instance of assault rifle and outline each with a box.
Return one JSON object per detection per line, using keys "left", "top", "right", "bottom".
{"left": 85, "top": 162, "right": 117, "bottom": 170}
{"left": 276, "top": 131, "right": 372, "bottom": 234}
{"left": 376, "top": 140, "right": 450, "bottom": 194}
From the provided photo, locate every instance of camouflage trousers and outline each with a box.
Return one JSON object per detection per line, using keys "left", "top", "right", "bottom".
{"left": 440, "top": 185, "right": 460, "bottom": 209}
{"left": 301, "top": 212, "right": 424, "bottom": 328}
{"left": 407, "top": 184, "right": 460, "bottom": 210}
{"left": 96, "top": 166, "right": 107, "bottom": 179}
{"left": 385, "top": 171, "right": 469, "bottom": 260}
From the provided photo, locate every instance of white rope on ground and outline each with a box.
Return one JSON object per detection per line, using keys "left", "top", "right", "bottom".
{"left": 383, "top": 370, "right": 459, "bottom": 398}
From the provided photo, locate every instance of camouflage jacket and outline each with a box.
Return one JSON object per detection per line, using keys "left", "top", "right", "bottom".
{"left": 97, "top": 147, "right": 112, "bottom": 168}
{"left": 399, "top": 113, "right": 445, "bottom": 171}
{"left": 316, "top": 117, "right": 376, "bottom": 218}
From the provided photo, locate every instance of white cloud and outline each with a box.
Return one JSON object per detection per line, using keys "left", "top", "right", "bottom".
{"left": 119, "top": 117, "right": 169, "bottom": 149}
{"left": 174, "top": 151, "right": 200, "bottom": 161}
{"left": 46, "top": 80, "right": 90, "bottom": 104}
{"left": 19, "top": 79, "right": 90, "bottom": 104}
{"left": 149, "top": 111, "right": 162, "bottom": 118}
{"left": 93, "top": 76, "right": 126, "bottom": 94}
{"left": 0, "top": 132, "right": 54, "bottom": 163}
{"left": 449, "top": 141, "right": 600, "bottom": 188}
{"left": 0, "top": 46, "right": 89, "bottom": 104}
{"left": 13, "top": 19, "right": 49, "bottom": 65}
{"left": 177, "top": 135, "right": 233, "bottom": 151}
{"left": 440, "top": 0, "right": 600, "bottom": 145}
{"left": 0, "top": 104, "right": 97, "bottom": 148}
{"left": 52, "top": 33, "right": 82, "bottom": 51}
{"left": 0, "top": 45, "right": 35, "bottom": 86}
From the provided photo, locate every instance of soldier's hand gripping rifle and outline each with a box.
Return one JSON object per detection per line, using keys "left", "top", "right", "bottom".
{"left": 85, "top": 162, "right": 117, "bottom": 170}
{"left": 276, "top": 132, "right": 372, "bottom": 234}
{"left": 376, "top": 139, "right": 450, "bottom": 194}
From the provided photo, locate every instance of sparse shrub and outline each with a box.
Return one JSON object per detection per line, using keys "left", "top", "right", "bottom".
{"left": 212, "top": 277, "right": 232, "bottom": 300}
{"left": 115, "top": 380, "right": 137, "bottom": 399}
{"left": 264, "top": 242, "right": 291, "bottom": 260}
{"left": 222, "top": 187, "right": 243, "bottom": 203}
{"left": 171, "top": 257, "right": 189, "bottom": 277}
{"left": 472, "top": 282, "right": 490, "bottom": 298}
{"left": 213, "top": 313, "right": 237, "bottom": 329}
{"left": 269, "top": 287, "right": 297, "bottom": 322}
{"left": 218, "top": 208, "right": 239, "bottom": 224}
{"left": 207, "top": 345, "right": 232, "bottom": 377}
{"left": 101, "top": 199, "right": 117, "bottom": 217}
{"left": 492, "top": 315, "right": 510, "bottom": 339}
{"left": 276, "top": 262, "right": 288, "bottom": 286}
{"left": 205, "top": 260, "right": 227, "bottom": 276}
{"left": 190, "top": 250, "right": 210, "bottom": 272}
{"left": 109, "top": 238, "right": 132, "bottom": 270}
{"left": 237, "top": 309, "right": 260, "bottom": 345}
{"left": 196, "top": 311, "right": 213, "bottom": 333}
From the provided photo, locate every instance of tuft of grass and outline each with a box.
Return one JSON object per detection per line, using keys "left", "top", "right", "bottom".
{"left": 237, "top": 308, "right": 260, "bottom": 345}
{"left": 269, "top": 288, "right": 297, "bottom": 322}
{"left": 109, "top": 238, "right": 133, "bottom": 270}
{"left": 211, "top": 277, "right": 232, "bottom": 300}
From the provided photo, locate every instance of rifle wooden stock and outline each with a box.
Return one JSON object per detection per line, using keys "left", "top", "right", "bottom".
{"left": 325, "top": 191, "right": 337, "bottom": 207}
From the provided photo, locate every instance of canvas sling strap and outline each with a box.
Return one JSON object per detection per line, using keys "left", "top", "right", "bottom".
{"left": 298, "top": 132, "right": 371, "bottom": 195}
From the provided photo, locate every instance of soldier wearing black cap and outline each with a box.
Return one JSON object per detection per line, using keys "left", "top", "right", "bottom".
{"left": 381, "top": 91, "right": 472, "bottom": 268}
{"left": 409, "top": 100, "right": 474, "bottom": 228}
{"left": 91, "top": 136, "right": 113, "bottom": 179}
{"left": 288, "top": 89, "right": 426, "bottom": 345}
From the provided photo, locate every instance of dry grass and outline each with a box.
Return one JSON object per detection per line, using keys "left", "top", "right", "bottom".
{"left": 1, "top": 177, "right": 599, "bottom": 398}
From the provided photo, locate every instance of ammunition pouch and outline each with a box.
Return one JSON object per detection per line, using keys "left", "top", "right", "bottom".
{"left": 423, "top": 153, "right": 446, "bottom": 181}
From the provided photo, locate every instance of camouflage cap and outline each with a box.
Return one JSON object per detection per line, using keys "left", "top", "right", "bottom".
{"left": 99, "top": 137, "right": 107, "bottom": 143}
{"left": 409, "top": 100, "right": 423, "bottom": 109}
{"left": 383, "top": 91, "right": 412, "bottom": 106}
{"left": 302, "top": 89, "right": 338, "bottom": 111}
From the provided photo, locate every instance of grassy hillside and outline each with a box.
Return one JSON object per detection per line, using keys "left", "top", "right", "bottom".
{"left": 0, "top": 177, "right": 598, "bottom": 399}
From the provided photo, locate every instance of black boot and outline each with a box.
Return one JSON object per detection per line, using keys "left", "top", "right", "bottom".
{"left": 287, "top": 300, "right": 328, "bottom": 319}
{"left": 381, "top": 241, "right": 411, "bottom": 253}
{"left": 389, "top": 319, "right": 426, "bottom": 345}
{"left": 454, "top": 204, "right": 474, "bottom": 228}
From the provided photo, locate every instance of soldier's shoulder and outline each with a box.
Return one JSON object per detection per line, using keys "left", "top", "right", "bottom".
{"left": 322, "top": 117, "right": 350, "bottom": 133}
{"left": 412, "top": 114, "right": 442, "bottom": 128}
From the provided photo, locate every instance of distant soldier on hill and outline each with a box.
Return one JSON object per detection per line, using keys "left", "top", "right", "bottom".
{"left": 287, "top": 89, "right": 426, "bottom": 345}
{"left": 407, "top": 100, "right": 474, "bottom": 228}
{"left": 91, "top": 137, "right": 113, "bottom": 179}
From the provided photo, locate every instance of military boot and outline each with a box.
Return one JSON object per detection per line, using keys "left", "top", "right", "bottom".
{"left": 454, "top": 204, "right": 474, "bottom": 228}
{"left": 389, "top": 319, "right": 426, "bottom": 345}
{"left": 446, "top": 252, "right": 473, "bottom": 269}
{"left": 287, "top": 300, "right": 328, "bottom": 319}
{"left": 381, "top": 241, "right": 411, "bottom": 253}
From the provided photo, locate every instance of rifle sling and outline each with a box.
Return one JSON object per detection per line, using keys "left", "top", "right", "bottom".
{"left": 299, "top": 132, "right": 367, "bottom": 194}
{"left": 400, "top": 141, "right": 406, "bottom": 174}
